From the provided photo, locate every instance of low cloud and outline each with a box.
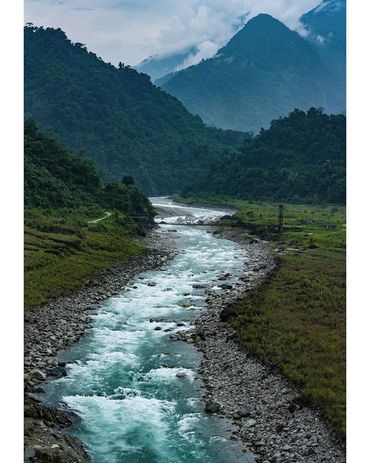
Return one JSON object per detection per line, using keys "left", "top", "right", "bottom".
{"left": 25, "top": 0, "right": 321, "bottom": 66}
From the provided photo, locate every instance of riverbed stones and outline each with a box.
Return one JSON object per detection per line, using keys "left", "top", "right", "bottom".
{"left": 193, "top": 228, "right": 345, "bottom": 463}
{"left": 24, "top": 229, "right": 177, "bottom": 461}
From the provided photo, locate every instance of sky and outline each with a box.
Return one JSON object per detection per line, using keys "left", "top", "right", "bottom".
{"left": 24, "top": 0, "right": 322, "bottom": 66}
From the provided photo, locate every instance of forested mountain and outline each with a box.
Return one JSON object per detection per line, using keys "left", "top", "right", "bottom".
{"left": 301, "top": 0, "right": 346, "bottom": 100}
{"left": 24, "top": 26, "right": 245, "bottom": 195}
{"left": 25, "top": 118, "right": 154, "bottom": 217}
{"left": 184, "top": 108, "right": 346, "bottom": 204}
{"left": 159, "top": 13, "right": 345, "bottom": 132}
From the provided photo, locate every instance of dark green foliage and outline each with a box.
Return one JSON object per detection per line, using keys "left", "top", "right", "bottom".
{"left": 121, "top": 175, "right": 135, "bottom": 186}
{"left": 24, "top": 25, "right": 245, "bottom": 195}
{"left": 184, "top": 108, "right": 346, "bottom": 204}
{"left": 160, "top": 14, "right": 345, "bottom": 132}
{"left": 24, "top": 118, "right": 155, "bottom": 219}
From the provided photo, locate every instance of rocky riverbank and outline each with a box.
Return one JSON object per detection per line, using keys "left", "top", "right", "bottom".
{"left": 24, "top": 229, "right": 177, "bottom": 462}
{"left": 189, "top": 227, "right": 346, "bottom": 463}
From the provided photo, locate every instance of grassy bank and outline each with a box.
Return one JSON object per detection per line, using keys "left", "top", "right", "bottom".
{"left": 178, "top": 195, "right": 346, "bottom": 436}
{"left": 24, "top": 208, "right": 145, "bottom": 308}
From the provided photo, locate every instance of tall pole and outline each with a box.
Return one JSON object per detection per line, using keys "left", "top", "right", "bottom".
{"left": 278, "top": 205, "right": 284, "bottom": 233}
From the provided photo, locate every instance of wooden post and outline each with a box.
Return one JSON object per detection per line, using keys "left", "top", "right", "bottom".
{"left": 277, "top": 205, "right": 284, "bottom": 233}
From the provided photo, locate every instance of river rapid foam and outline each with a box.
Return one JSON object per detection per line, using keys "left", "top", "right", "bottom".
{"left": 43, "top": 198, "right": 254, "bottom": 463}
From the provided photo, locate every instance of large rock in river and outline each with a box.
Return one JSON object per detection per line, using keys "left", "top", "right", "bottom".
{"left": 219, "top": 304, "right": 238, "bottom": 322}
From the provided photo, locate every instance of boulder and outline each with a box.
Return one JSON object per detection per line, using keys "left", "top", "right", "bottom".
{"left": 219, "top": 284, "right": 233, "bottom": 290}
{"left": 205, "top": 401, "right": 221, "bottom": 413}
{"left": 27, "top": 369, "right": 46, "bottom": 382}
{"left": 235, "top": 405, "right": 252, "bottom": 418}
{"left": 219, "top": 304, "right": 238, "bottom": 322}
{"left": 46, "top": 366, "right": 67, "bottom": 378}
{"left": 241, "top": 419, "right": 257, "bottom": 431}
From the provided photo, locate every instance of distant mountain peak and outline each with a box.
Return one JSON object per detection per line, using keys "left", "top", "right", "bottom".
{"left": 159, "top": 11, "right": 345, "bottom": 132}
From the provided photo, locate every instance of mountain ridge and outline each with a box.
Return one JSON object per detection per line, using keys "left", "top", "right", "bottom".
{"left": 24, "top": 25, "right": 246, "bottom": 195}
{"left": 159, "top": 11, "right": 344, "bottom": 132}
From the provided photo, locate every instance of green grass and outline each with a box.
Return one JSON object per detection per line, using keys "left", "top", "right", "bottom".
{"left": 24, "top": 208, "right": 145, "bottom": 307}
{"left": 177, "top": 195, "right": 346, "bottom": 436}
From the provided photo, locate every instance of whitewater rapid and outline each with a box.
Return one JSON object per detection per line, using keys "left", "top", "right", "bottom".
{"left": 42, "top": 198, "right": 254, "bottom": 463}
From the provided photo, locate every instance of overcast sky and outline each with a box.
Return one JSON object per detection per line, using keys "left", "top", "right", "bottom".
{"left": 25, "top": 0, "right": 321, "bottom": 66}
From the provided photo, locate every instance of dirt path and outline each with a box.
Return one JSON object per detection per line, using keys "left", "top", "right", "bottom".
{"left": 87, "top": 211, "right": 112, "bottom": 224}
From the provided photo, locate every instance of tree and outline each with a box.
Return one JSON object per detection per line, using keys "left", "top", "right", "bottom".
{"left": 121, "top": 175, "right": 135, "bottom": 186}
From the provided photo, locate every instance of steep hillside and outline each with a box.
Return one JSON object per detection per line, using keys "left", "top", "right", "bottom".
{"left": 24, "top": 119, "right": 157, "bottom": 306}
{"left": 24, "top": 26, "right": 245, "bottom": 195}
{"left": 25, "top": 118, "right": 154, "bottom": 218}
{"left": 301, "top": 0, "right": 346, "bottom": 100}
{"left": 184, "top": 108, "right": 346, "bottom": 204}
{"left": 160, "top": 14, "right": 344, "bottom": 132}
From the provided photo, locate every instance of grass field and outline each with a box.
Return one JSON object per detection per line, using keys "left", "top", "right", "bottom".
{"left": 24, "top": 208, "right": 145, "bottom": 307}
{"left": 179, "top": 196, "right": 346, "bottom": 436}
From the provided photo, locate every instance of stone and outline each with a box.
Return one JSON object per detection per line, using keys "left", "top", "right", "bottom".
{"left": 176, "top": 371, "right": 187, "bottom": 378}
{"left": 235, "top": 405, "right": 252, "bottom": 418}
{"left": 147, "top": 282, "right": 157, "bottom": 287}
{"left": 241, "top": 419, "right": 257, "bottom": 430}
{"left": 219, "top": 304, "right": 238, "bottom": 322}
{"left": 27, "top": 369, "right": 46, "bottom": 382}
{"left": 46, "top": 366, "right": 67, "bottom": 378}
{"left": 275, "top": 422, "right": 284, "bottom": 433}
{"left": 219, "top": 284, "right": 233, "bottom": 290}
{"left": 205, "top": 401, "right": 221, "bottom": 413}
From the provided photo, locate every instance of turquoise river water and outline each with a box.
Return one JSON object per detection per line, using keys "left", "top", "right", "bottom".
{"left": 43, "top": 198, "right": 255, "bottom": 463}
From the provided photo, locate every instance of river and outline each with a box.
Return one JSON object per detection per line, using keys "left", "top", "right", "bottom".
{"left": 42, "top": 198, "right": 254, "bottom": 463}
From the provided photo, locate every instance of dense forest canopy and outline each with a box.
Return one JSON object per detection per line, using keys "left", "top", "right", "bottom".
{"left": 24, "top": 25, "right": 246, "bottom": 195}
{"left": 24, "top": 118, "right": 155, "bottom": 217}
{"left": 183, "top": 109, "right": 346, "bottom": 204}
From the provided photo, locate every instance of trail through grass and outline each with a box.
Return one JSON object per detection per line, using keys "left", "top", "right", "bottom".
{"left": 24, "top": 208, "right": 144, "bottom": 307}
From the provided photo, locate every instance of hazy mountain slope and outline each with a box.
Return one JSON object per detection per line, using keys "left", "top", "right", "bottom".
{"left": 301, "top": 0, "right": 346, "bottom": 102}
{"left": 135, "top": 47, "right": 197, "bottom": 80}
{"left": 160, "top": 14, "right": 343, "bottom": 132}
{"left": 24, "top": 26, "right": 245, "bottom": 195}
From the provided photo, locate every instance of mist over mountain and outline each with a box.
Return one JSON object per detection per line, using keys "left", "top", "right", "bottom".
{"left": 159, "top": 10, "right": 345, "bottom": 132}
{"left": 24, "top": 25, "right": 245, "bottom": 195}
{"left": 301, "top": 0, "right": 346, "bottom": 100}
{"left": 135, "top": 47, "right": 197, "bottom": 81}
